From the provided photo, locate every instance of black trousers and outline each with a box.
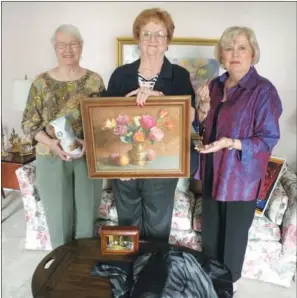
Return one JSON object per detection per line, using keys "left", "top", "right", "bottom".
{"left": 202, "top": 196, "right": 256, "bottom": 282}
{"left": 112, "top": 178, "right": 178, "bottom": 241}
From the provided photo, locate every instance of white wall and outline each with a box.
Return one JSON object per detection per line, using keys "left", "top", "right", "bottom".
{"left": 2, "top": 2, "right": 296, "bottom": 170}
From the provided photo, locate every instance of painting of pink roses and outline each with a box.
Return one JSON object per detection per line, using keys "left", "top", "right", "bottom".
{"left": 81, "top": 96, "right": 191, "bottom": 178}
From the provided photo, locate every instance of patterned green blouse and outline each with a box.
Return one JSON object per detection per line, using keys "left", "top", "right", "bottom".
{"left": 21, "top": 69, "right": 105, "bottom": 156}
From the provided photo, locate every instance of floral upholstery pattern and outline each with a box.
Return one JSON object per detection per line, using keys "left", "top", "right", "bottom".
{"left": 192, "top": 196, "right": 202, "bottom": 232}
{"left": 16, "top": 163, "right": 52, "bottom": 251}
{"left": 17, "top": 161, "right": 297, "bottom": 286}
{"left": 15, "top": 161, "right": 37, "bottom": 196}
{"left": 248, "top": 215, "right": 281, "bottom": 242}
{"left": 242, "top": 240, "right": 296, "bottom": 287}
{"left": 242, "top": 165, "right": 297, "bottom": 287}
{"left": 280, "top": 166, "right": 297, "bottom": 256}
{"left": 265, "top": 181, "right": 289, "bottom": 225}
{"left": 97, "top": 188, "right": 195, "bottom": 232}
{"left": 169, "top": 229, "right": 202, "bottom": 251}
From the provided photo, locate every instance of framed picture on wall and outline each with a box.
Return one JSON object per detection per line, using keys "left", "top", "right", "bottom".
{"left": 256, "top": 156, "right": 286, "bottom": 216}
{"left": 116, "top": 37, "right": 223, "bottom": 107}
{"left": 81, "top": 95, "right": 191, "bottom": 179}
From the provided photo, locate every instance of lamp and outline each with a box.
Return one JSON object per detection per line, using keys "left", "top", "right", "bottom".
{"left": 1, "top": 123, "right": 9, "bottom": 157}
{"left": 9, "top": 75, "right": 33, "bottom": 153}
{"left": 12, "top": 75, "right": 33, "bottom": 112}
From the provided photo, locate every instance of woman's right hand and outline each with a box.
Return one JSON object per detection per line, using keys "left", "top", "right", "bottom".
{"left": 48, "top": 139, "right": 71, "bottom": 161}
{"left": 196, "top": 83, "right": 211, "bottom": 106}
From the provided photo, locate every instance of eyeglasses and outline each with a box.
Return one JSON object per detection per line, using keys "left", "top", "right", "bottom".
{"left": 140, "top": 30, "right": 167, "bottom": 41}
{"left": 55, "top": 42, "right": 81, "bottom": 50}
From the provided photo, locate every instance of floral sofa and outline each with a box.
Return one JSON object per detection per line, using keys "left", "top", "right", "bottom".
{"left": 15, "top": 162, "right": 296, "bottom": 287}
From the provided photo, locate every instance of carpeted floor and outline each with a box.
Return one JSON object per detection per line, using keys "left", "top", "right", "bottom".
{"left": 1, "top": 189, "right": 296, "bottom": 298}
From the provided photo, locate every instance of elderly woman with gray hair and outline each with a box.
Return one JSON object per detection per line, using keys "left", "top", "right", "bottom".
{"left": 22, "top": 24, "right": 105, "bottom": 249}
{"left": 194, "top": 26, "right": 282, "bottom": 292}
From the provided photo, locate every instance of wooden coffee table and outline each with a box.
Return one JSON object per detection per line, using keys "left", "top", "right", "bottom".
{"left": 31, "top": 237, "right": 206, "bottom": 298}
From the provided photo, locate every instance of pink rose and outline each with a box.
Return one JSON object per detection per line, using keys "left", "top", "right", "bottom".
{"left": 148, "top": 127, "right": 164, "bottom": 141}
{"left": 115, "top": 114, "right": 130, "bottom": 125}
{"left": 140, "top": 115, "right": 156, "bottom": 130}
{"left": 113, "top": 125, "right": 128, "bottom": 136}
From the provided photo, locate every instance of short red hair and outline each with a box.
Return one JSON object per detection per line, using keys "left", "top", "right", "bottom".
{"left": 133, "top": 8, "right": 175, "bottom": 42}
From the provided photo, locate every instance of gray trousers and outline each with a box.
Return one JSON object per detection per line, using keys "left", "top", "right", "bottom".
{"left": 36, "top": 155, "right": 102, "bottom": 249}
{"left": 111, "top": 178, "right": 178, "bottom": 241}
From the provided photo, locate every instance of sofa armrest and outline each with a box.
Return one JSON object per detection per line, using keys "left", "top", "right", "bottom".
{"left": 280, "top": 166, "right": 297, "bottom": 255}
{"left": 15, "top": 161, "right": 38, "bottom": 197}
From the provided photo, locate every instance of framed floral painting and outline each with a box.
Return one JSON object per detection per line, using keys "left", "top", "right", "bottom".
{"left": 117, "top": 37, "right": 223, "bottom": 107}
{"left": 81, "top": 95, "right": 191, "bottom": 178}
{"left": 256, "top": 156, "right": 286, "bottom": 216}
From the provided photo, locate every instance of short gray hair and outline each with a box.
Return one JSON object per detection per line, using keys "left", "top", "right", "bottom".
{"left": 51, "top": 24, "right": 84, "bottom": 46}
{"left": 214, "top": 26, "right": 260, "bottom": 65}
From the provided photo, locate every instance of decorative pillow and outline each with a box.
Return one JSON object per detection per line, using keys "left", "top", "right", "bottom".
{"left": 169, "top": 229, "right": 202, "bottom": 251}
{"left": 248, "top": 215, "right": 281, "bottom": 241}
{"left": 98, "top": 190, "right": 114, "bottom": 219}
{"left": 265, "top": 181, "right": 289, "bottom": 225}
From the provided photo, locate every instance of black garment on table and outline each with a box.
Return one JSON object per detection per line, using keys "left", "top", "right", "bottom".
{"left": 202, "top": 102, "right": 257, "bottom": 282}
{"left": 91, "top": 247, "right": 233, "bottom": 298}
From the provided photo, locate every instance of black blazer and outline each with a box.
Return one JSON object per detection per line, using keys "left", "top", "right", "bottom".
{"left": 104, "top": 57, "right": 195, "bottom": 107}
{"left": 104, "top": 57, "right": 198, "bottom": 174}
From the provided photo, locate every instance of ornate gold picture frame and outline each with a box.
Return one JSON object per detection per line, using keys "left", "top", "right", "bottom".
{"left": 81, "top": 95, "right": 191, "bottom": 179}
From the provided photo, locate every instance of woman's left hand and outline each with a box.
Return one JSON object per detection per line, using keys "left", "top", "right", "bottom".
{"left": 198, "top": 137, "right": 230, "bottom": 154}
{"left": 125, "top": 87, "right": 163, "bottom": 107}
{"left": 71, "top": 138, "right": 86, "bottom": 159}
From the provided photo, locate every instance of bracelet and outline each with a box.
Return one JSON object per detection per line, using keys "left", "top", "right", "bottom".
{"left": 198, "top": 106, "right": 208, "bottom": 115}
{"left": 227, "top": 138, "right": 235, "bottom": 150}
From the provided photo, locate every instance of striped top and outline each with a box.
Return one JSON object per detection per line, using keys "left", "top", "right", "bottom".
{"left": 138, "top": 72, "right": 159, "bottom": 89}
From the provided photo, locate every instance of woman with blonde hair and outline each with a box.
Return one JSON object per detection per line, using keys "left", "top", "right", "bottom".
{"left": 22, "top": 24, "right": 105, "bottom": 249}
{"left": 194, "top": 26, "right": 282, "bottom": 292}
{"left": 105, "top": 8, "right": 195, "bottom": 241}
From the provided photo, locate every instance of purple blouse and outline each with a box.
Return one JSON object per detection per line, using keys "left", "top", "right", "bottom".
{"left": 194, "top": 66, "right": 283, "bottom": 202}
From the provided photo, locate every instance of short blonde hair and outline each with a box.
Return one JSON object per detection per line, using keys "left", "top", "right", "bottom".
{"left": 214, "top": 26, "right": 260, "bottom": 65}
{"left": 51, "top": 24, "right": 84, "bottom": 46}
{"left": 133, "top": 8, "right": 175, "bottom": 42}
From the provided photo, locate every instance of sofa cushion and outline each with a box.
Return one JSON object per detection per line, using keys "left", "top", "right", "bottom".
{"left": 265, "top": 181, "right": 289, "bottom": 226}
{"left": 169, "top": 229, "right": 202, "bottom": 251}
{"left": 171, "top": 190, "right": 195, "bottom": 231}
{"left": 242, "top": 240, "right": 296, "bottom": 287}
{"left": 97, "top": 189, "right": 195, "bottom": 231}
{"left": 248, "top": 215, "right": 281, "bottom": 242}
